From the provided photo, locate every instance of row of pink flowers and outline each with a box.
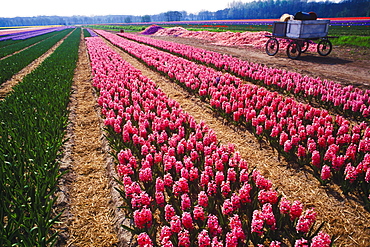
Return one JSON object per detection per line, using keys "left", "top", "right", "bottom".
{"left": 118, "top": 32, "right": 370, "bottom": 120}
{"left": 85, "top": 35, "right": 332, "bottom": 246}
{"left": 95, "top": 29, "right": 370, "bottom": 205}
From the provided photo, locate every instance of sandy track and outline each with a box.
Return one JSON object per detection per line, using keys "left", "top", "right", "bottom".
{"left": 55, "top": 31, "right": 120, "bottom": 246}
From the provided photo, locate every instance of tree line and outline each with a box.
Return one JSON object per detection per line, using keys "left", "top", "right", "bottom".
{"left": 0, "top": 0, "right": 369, "bottom": 27}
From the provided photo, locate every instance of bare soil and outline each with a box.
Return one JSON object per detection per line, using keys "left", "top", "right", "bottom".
{"left": 54, "top": 31, "right": 120, "bottom": 246}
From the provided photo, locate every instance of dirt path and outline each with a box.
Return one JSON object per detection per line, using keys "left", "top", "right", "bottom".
{"left": 55, "top": 31, "right": 121, "bottom": 246}
{"left": 101, "top": 36, "right": 370, "bottom": 246}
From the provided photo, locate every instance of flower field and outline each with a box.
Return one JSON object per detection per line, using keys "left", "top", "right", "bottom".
{"left": 118, "top": 32, "right": 370, "bottom": 121}
{"left": 97, "top": 30, "right": 370, "bottom": 207}
{"left": 86, "top": 35, "right": 331, "bottom": 246}
{"left": 0, "top": 24, "right": 369, "bottom": 246}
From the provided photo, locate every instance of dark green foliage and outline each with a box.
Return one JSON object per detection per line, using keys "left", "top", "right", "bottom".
{"left": 0, "top": 29, "right": 71, "bottom": 86}
{"left": 0, "top": 31, "right": 62, "bottom": 58}
{"left": 0, "top": 28, "right": 80, "bottom": 246}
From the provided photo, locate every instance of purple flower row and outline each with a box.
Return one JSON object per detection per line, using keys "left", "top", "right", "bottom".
{"left": 85, "top": 28, "right": 98, "bottom": 37}
{"left": 0, "top": 26, "right": 73, "bottom": 42}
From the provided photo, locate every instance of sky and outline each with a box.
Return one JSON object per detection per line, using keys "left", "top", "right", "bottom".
{"left": 1, "top": 0, "right": 242, "bottom": 18}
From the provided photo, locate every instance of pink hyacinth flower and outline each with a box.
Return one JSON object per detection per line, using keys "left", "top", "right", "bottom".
{"left": 251, "top": 210, "right": 264, "bottom": 236}
{"left": 290, "top": 200, "right": 303, "bottom": 220}
{"left": 239, "top": 182, "right": 252, "bottom": 203}
{"left": 270, "top": 241, "right": 281, "bottom": 247}
{"left": 262, "top": 203, "right": 276, "bottom": 230}
{"left": 222, "top": 199, "right": 234, "bottom": 215}
{"left": 170, "top": 215, "right": 182, "bottom": 233}
{"left": 345, "top": 163, "right": 359, "bottom": 183}
{"left": 181, "top": 193, "right": 191, "bottom": 211}
{"left": 225, "top": 232, "right": 238, "bottom": 247}
{"left": 198, "top": 229, "right": 211, "bottom": 247}
{"left": 198, "top": 191, "right": 209, "bottom": 208}
{"left": 296, "top": 208, "right": 317, "bottom": 233}
{"left": 279, "top": 197, "right": 291, "bottom": 214}
{"left": 258, "top": 189, "right": 278, "bottom": 204}
{"left": 229, "top": 214, "right": 246, "bottom": 240}
{"left": 227, "top": 168, "right": 237, "bottom": 182}
{"left": 137, "top": 232, "right": 153, "bottom": 247}
{"left": 294, "top": 238, "right": 309, "bottom": 247}
{"left": 311, "top": 150, "right": 321, "bottom": 168}
{"left": 221, "top": 180, "right": 231, "bottom": 197}
{"left": 207, "top": 214, "right": 222, "bottom": 237}
{"left": 194, "top": 205, "right": 206, "bottom": 221}
{"left": 182, "top": 212, "right": 194, "bottom": 230}
{"left": 311, "top": 232, "right": 331, "bottom": 247}
{"left": 178, "top": 229, "right": 191, "bottom": 247}
{"left": 139, "top": 167, "right": 153, "bottom": 183}
{"left": 211, "top": 236, "right": 224, "bottom": 247}
{"left": 165, "top": 204, "right": 176, "bottom": 222}
{"left": 155, "top": 191, "right": 165, "bottom": 206}
{"left": 133, "top": 207, "right": 153, "bottom": 229}
{"left": 160, "top": 225, "right": 172, "bottom": 241}
{"left": 321, "top": 165, "right": 331, "bottom": 180}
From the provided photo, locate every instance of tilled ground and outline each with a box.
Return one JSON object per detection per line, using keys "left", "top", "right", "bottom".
{"left": 55, "top": 31, "right": 120, "bottom": 246}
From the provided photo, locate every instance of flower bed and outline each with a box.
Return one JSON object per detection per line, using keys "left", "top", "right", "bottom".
{"left": 118, "top": 32, "right": 370, "bottom": 121}
{"left": 96, "top": 30, "right": 370, "bottom": 209}
{"left": 140, "top": 25, "right": 164, "bottom": 35}
{"left": 86, "top": 35, "right": 332, "bottom": 246}
{"left": 0, "top": 26, "right": 72, "bottom": 41}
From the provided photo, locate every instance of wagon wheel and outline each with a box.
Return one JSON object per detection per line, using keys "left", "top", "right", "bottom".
{"left": 287, "top": 41, "right": 302, "bottom": 59}
{"left": 317, "top": 39, "right": 332, "bottom": 56}
{"left": 265, "top": 38, "right": 279, "bottom": 56}
{"left": 300, "top": 40, "right": 309, "bottom": 53}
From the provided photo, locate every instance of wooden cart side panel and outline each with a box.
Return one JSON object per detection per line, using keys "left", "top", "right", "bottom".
{"left": 286, "top": 20, "right": 330, "bottom": 39}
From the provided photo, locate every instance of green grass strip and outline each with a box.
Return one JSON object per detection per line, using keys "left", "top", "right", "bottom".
{"left": 0, "top": 28, "right": 80, "bottom": 246}
{"left": 331, "top": 35, "right": 370, "bottom": 48}
{"left": 0, "top": 28, "right": 71, "bottom": 86}
{"left": 83, "top": 28, "right": 92, "bottom": 37}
